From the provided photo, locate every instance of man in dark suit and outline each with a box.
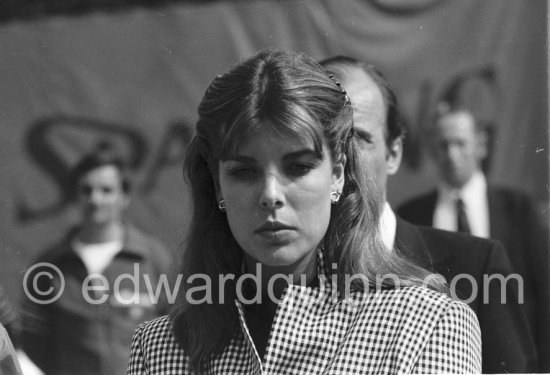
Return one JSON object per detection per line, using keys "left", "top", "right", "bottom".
{"left": 397, "top": 105, "right": 549, "bottom": 370}
{"left": 320, "top": 56, "right": 538, "bottom": 373}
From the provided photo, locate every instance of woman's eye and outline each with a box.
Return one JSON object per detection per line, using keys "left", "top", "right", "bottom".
{"left": 228, "top": 167, "right": 257, "bottom": 178}
{"left": 288, "top": 163, "right": 314, "bottom": 176}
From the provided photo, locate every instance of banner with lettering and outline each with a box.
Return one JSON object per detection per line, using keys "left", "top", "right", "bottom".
{"left": 0, "top": 0, "right": 546, "bottom": 299}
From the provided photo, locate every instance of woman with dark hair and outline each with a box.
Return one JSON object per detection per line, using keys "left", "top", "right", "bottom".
{"left": 128, "top": 49, "right": 481, "bottom": 374}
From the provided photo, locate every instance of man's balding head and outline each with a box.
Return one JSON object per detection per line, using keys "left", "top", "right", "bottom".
{"left": 320, "top": 56, "right": 404, "bottom": 195}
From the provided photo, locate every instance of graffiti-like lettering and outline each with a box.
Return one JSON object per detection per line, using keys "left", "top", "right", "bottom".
{"left": 18, "top": 116, "right": 148, "bottom": 222}
{"left": 141, "top": 120, "right": 193, "bottom": 193}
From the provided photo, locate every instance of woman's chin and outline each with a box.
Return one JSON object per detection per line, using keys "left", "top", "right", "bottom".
{"left": 249, "top": 246, "right": 316, "bottom": 270}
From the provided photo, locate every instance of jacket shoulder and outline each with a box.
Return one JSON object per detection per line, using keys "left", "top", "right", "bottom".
{"left": 376, "top": 285, "right": 456, "bottom": 317}
{"left": 129, "top": 315, "right": 189, "bottom": 373}
{"left": 416, "top": 225, "right": 498, "bottom": 253}
{"left": 377, "top": 286, "right": 481, "bottom": 373}
{"left": 489, "top": 186, "right": 539, "bottom": 216}
{"left": 125, "top": 223, "right": 173, "bottom": 272}
{"left": 416, "top": 225, "right": 511, "bottom": 274}
{"left": 135, "top": 315, "right": 175, "bottom": 343}
{"left": 413, "top": 293, "right": 482, "bottom": 373}
{"left": 396, "top": 191, "right": 438, "bottom": 225}
{"left": 32, "top": 237, "right": 73, "bottom": 264}
{"left": 126, "top": 223, "right": 170, "bottom": 253}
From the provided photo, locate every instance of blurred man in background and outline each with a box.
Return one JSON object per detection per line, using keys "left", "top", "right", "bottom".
{"left": 0, "top": 323, "right": 21, "bottom": 375}
{"left": 21, "top": 143, "right": 173, "bottom": 375}
{"left": 0, "top": 287, "right": 18, "bottom": 346}
{"left": 321, "top": 56, "right": 538, "bottom": 373}
{"left": 398, "top": 104, "right": 549, "bottom": 371}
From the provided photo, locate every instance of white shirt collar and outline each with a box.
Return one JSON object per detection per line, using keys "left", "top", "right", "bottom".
{"left": 379, "top": 201, "right": 397, "bottom": 250}
{"left": 435, "top": 171, "right": 490, "bottom": 238}
{"left": 438, "top": 170, "right": 485, "bottom": 200}
{"left": 72, "top": 239, "right": 123, "bottom": 274}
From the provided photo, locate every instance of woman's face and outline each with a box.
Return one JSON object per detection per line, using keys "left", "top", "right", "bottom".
{"left": 218, "top": 126, "right": 345, "bottom": 271}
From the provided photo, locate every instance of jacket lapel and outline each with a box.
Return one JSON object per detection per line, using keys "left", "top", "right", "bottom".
{"left": 487, "top": 186, "right": 507, "bottom": 240}
{"left": 395, "top": 218, "right": 433, "bottom": 270}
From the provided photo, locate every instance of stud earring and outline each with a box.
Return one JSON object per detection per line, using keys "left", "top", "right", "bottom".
{"left": 330, "top": 191, "right": 341, "bottom": 204}
{"left": 218, "top": 199, "right": 226, "bottom": 212}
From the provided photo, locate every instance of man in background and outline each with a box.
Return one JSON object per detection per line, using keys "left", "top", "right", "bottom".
{"left": 21, "top": 143, "right": 173, "bottom": 375}
{"left": 398, "top": 105, "right": 549, "bottom": 370}
{"left": 0, "top": 323, "right": 21, "bottom": 375}
{"left": 320, "top": 56, "right": 538, "bottom": 373}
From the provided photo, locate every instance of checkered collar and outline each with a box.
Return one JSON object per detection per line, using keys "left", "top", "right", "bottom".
{"left": 128, "top": 249, "right": 481, "bottom": 374}
{"left": 233, "top": 248, "right": 336, "bottom": 367}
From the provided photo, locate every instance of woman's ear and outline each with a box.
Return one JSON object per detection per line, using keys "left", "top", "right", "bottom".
{"left": 332, "top": 155, "right": 346, "bottom": 193}
{"left": 214, "top": 182, "right": 222, "bottom": 203}
{"left": 212, "top": 167, "right": 223, "bottom": 202}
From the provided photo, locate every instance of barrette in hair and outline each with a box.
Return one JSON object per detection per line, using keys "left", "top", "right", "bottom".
{"left": 328, "top": 73, "right": 351, "bottom": 106}
{"left": 343, "top": 91, "right": 351, "bottom": 106}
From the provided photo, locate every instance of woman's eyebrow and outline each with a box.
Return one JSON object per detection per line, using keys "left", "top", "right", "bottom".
{"left": 224, "top": 155, "right": 256, "bottom": 163}
{"left": 282, "top": 149, "right": 318, "bottom": 161}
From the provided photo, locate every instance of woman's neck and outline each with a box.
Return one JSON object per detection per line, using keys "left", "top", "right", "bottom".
{"left": 244, "top": 250, "right": 318, "bottom": 301}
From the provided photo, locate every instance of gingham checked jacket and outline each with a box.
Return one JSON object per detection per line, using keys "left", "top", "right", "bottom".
{"left": 128, "top": 256, "right": 481, "bottom": 374}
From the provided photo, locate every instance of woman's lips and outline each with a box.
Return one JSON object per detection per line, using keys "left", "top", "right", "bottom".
{"left": 254, "top": 222, "right": 296, "bottom": 243}
{"left": 254, "top": 221, "right": 295, "bottom": 233}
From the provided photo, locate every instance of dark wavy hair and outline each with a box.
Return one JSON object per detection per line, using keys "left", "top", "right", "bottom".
{"left": 171, "top": 49, "right": 444, "bottom": 371}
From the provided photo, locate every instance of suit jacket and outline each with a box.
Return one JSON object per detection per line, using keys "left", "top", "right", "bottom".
{"left": 395, "top": 218, "right": 537, "bottom": 373}
{"left": 397, "top": 187, "right": 550, "bottom": 371}
{"left": 395, "top": 217, "right": 537, "bottom": 373}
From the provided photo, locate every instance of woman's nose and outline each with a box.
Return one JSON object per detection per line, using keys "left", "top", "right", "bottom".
{"left": 258, "top": 174, "right": 284, "bottom": 210}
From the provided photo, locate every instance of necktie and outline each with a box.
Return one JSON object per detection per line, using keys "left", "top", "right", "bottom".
{"left": 456, "top": 198, "right": 471, "bottom": 234}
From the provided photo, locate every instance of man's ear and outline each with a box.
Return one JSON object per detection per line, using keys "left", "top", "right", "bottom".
{"left": 386, "top": 137, "right": 403, "bottom": 176}
{"left": 332, "top": 155, "right": 346, "bottom": 193}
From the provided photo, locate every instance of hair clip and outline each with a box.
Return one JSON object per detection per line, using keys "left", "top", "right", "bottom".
{"left": 342, "top": 90, "right": 351, "bottom": 106}
{"left": 328, "top": 73, "right": 351, "bottom": 106}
